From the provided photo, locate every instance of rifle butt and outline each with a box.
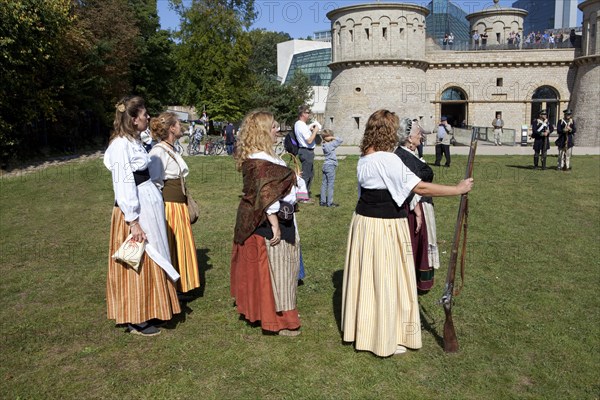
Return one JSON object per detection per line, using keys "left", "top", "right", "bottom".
{"left": 443, "top": 308, "right": 459, "bottom": 353}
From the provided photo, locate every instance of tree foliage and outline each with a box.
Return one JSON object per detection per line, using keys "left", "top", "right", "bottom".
{"left": 172, "top": 0, "right": 256, "bottom": 122}
{"left": 247, "top": 29, "right": 291, "bottom": 77}
{"left": 0, "top": 0, "right": 75, "bottom": 157}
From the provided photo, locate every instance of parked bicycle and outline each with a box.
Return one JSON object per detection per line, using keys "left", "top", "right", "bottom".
{"left": 204, "top": 136, "right": 225, "bottom": 155}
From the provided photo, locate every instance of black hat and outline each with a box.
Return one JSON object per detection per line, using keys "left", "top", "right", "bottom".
{"left": 563, "top": 109, "right": 572, "bottom": 115}
{"left": 539, "top": 109, "right": 547, "bottom": 115}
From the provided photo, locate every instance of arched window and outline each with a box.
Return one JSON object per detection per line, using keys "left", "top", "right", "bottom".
{"left": 441, "top": 87, "right": 467, "bottom": 101}
{"left": 531, "top": 86, "right": 559, "bottom": 125}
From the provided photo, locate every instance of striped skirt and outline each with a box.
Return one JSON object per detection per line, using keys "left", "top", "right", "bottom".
{"left": 231, "top": 234, "right": 300, "bottom": 333}
{"left": 107, "top": 207, "right": 181, "bottom": 324}
{"left": 164, "top": 201, "right": 200, "bottom": 293}
{"left": 341, "top": 213, "right": 422, "bottom": 357}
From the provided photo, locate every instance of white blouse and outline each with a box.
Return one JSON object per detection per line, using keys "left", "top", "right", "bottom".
{"left": 148, "top": 142, "right": 189, "bottom": 190}
{"left": 103, "top": 136, "right": 149, "bottom": 222}
{"left": 249, "top": 152, "right": 297, "bottom": 215}
{"left": 357, "top": 151, "right": 421, "bottom": 207}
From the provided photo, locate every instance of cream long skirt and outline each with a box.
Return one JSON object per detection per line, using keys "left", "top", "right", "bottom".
{"left": 341, "top": 213, "right": 422, "bottom": 357}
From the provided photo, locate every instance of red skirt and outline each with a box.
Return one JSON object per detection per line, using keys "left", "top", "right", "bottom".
{"left": 406, "top": 203, "right": 434, "bottom": 294}
{"left": 230, "top": 234, "right": 300, "bottom": 332}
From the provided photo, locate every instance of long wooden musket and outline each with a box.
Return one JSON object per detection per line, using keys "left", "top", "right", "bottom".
{"left": 439, "top": 127, "right": 478, "bottom": 353}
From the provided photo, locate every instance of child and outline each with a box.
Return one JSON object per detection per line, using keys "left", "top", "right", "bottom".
{"left": 319, "top": 129, "right": 343, "bottom": 207}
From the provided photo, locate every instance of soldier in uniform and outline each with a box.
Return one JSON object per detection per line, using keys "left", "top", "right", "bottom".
{"left": 531, "top": 109, "right": 553, "bottom": 170}
{"left": 556, "top": 109, "right": 576, "bottom": 171}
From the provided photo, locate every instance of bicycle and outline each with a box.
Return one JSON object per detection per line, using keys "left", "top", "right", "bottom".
{"left": 204, "top": 137, "right": 225, "bottom": 155}
{"left": 187, "top": 131, "right": 203, "bottom": 155}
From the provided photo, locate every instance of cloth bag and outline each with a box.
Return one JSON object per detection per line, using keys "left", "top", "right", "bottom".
{"left": 112, "top": 234, "right": 145, "bottom": 271}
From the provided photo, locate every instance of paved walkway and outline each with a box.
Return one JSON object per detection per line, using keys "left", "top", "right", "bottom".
{"left": 315, "top": 143, "right": 600, "bottom": 157}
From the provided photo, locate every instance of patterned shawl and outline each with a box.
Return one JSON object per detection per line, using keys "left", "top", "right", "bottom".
{"left": 233, "top": 159, "right": 296, "bottom": 244}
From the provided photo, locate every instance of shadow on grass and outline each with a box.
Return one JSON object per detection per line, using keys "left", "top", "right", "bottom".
{"left": 506, "top": 164, "right": 563, "bottom": 171}
{"left": 332, "top": 269, "right": 343, "bottom": 335}
{"left": 419, "top": 303, "right": 444, "bottom": 350}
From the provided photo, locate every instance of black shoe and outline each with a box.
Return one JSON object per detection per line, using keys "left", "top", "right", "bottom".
{"left": 319, "top": 203, "right": 327, "bottom": 207}
{"left": 328, "top": 203, "right": 339, "bottom": 208}
{"left": 433, "top": 163, "right": 441, "bottom": 166}
{"left": 126, "top": 323, "right": 161, "bottom": 337}
{"left": 444, "top": 165, "right": 450, "bottom": 168}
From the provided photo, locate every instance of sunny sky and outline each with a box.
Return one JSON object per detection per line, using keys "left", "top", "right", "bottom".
{"left": 157, "top": 0, "right": 582, "bottom": 39}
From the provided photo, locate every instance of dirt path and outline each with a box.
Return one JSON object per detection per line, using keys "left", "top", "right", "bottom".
{"left": 0, "top": 151, "right": 104, "bottom": 179}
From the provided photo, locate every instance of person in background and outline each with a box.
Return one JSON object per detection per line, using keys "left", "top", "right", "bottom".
{"left": 103, "top": 96, "right": 181, "bottom": 337}
{"left": 149, "top": 111, "right": 201, "bottom": 299}
{"left": 225, "top": 121, "right": 236, "bottom": 156}
{"left": 556, "top": 109, "right": 576, "bottom": 171}
{"left": 341, "top": 109, "right": 473, "bottom": 357}
{"left": 231, "top": 110, "right": 302, "bottom": 337}
{"left": 294, "top": 105, "right": 320, "bottom": 203}
{"left": 434, "top": 116, "right": 453, "bottom": 167}
{"left": 492, "top": 112, "right": 504, "bottom": 146}
{"left": 319, "top": 129, "right": 343, "bottom": 208}
{"left": 531, "top": 109, "right": 553, "bottom": 170}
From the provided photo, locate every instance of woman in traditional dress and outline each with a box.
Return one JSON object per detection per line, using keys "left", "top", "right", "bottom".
{"left": 394, "top": 118, "right": 440, "bottom": 295}
{"left": 341, "top": 110, "right": 473, "bottom": 357}
{"left": 148, "top": 112, "right": 200, "bottom": 297}
{"left": 230, "top": 110, "right": 301, "bottom": 337}
{"left": 104, "top": 96, "right": 181, "bottom": 336}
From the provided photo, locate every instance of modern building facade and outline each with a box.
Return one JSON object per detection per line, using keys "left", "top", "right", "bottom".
{"left": 323, "top": 1, "right": 598, "bottom": 146}
{"left": 512, "top": 0, "right": 578, "bottom": 33}
{"left": 277, "top": 40, "right": 332, "bottom": 115}
{"left": 426, "top": 0, "right": 470, "bottom": 44}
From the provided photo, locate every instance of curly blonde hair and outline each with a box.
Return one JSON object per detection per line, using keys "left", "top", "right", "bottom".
{"left": 359, "top": 109, "right": 400, "bottom": 155}
{"left": 109, "top": 96, "right": 146, "bottom": 142}
{"left": 150, "top": 112, "right": 178, "bottom": 141}
{"left": 235, "top": 110, "right": 276, "bottom": 171}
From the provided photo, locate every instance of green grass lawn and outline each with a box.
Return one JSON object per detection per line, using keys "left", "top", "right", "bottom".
{"left": 1, "top": 154, "right": 598, "bottom": 399}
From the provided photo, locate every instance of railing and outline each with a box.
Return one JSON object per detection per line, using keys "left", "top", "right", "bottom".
{"left": 428, "top": 39, "right": 577, "bottom": 52}
{"left": 453, "top": 126, "right": 517, "bottom": 146}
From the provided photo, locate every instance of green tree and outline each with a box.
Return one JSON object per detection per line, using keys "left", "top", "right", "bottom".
{"left": 247, "top": 69, "right": 313, "bottom": 128}
{"left": 171, "top": 0, "right": 256, "bottom": 122}
{"left": 247, "top": 29, "right": 291, "bottom": 77}
{"left": 129, "top": 0, "right": 176, "bottom": 115}
{"left": 0, "top": 0, "right": 75, "bottom": 159}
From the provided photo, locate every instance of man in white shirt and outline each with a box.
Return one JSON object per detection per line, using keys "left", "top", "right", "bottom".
{"left": 294, "top": 105, "right": 319, "bottom": 203}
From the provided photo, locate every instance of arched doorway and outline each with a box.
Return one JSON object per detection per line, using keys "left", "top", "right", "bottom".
{"left": 441, "top": 87, "right": 468, "bottom": 127}
{"left": 531, "top": 86, "right": 559, "bottom": 126}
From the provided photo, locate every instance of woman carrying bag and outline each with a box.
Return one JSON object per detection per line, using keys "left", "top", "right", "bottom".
{"left": 149, "top": 112, "right": 201, "bottom": 297}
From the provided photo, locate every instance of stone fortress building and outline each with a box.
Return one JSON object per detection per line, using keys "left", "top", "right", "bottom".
{"left": 323, "top": 0, "right": 599, "bottom": 146}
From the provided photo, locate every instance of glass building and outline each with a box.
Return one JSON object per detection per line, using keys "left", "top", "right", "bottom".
{"left": 512, "top": 0, "right": 578, "bottom": 34}
{"left": 425, "top": 0, "right": 471, "bottom": 43}
{"left": 284, "top": 48, "right": 332, "bottom": 86}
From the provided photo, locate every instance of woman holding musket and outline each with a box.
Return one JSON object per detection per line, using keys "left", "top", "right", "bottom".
{"left": 394, "top": 118, "right": 440, "bottom": 295}
{"left": 230, "top": 110, "right": 302, "bottom": 337}
{"left": 341, "top": 110, "right": 473, "bottom": 357}
{"left": 104, "top": 96, "right": 181, "bottom": 336}
{"left": 149, "top": 112, "right": 201, "bottom": 296}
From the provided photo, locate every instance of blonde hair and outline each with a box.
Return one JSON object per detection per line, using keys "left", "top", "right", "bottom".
{"left": 109, "top": 96, "right": 146, "bottom": 142}
{"left": 359, "top": 109, "right": 400, "bottom": 155}
{"left": 235, "top": 110, "right": 276, "bottom": 171}
{"left": 150, "top": 112, "right": 179, "bottom": 141}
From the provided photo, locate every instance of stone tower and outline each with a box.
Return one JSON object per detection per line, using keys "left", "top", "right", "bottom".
{"left": 325, "top": 3, "right": 429, "bottom": 144}
{"left": 570, "top": 0, "right": 600, "bottom": 146}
